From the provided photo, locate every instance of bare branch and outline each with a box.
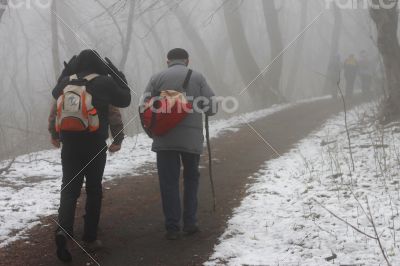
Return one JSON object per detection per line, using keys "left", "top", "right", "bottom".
{"left": 366, "top": 197, "right": 392, "bottom": 266}
{"left": 313, "top": 198, "right": 377, "bottom": 240}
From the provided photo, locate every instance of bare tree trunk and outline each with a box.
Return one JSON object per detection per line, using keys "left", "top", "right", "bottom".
{"left": 140, "top": 39, "right": 157, "bottom": 74}
{"left": 11, "top": 47, "right": 30, "bottom": 151}
{"left": 95, "top": 0, "right": 125, "bottom": 49}
{"left": 164, "top": 0, "right": 226, "bottom": 93}
{"left": 142, "top": 16, "right": 165, "bottom": 69}
{"left": 119, "top": 0, "right": 136, "bottom": 71}
{"left": 0, "top": 0, "right": 7, "bottom": 22}
{"left": 0, "top": 126, "right": 7, "bottom": 160}
{"left": 223, "top": 0, "right": 278, "bottom": 105}
{"left": 51, "top": 0, "right": 61, "bottom": 81}
{"left": 213, "top": 36, "right": 230, "bottom": 84}
{"left": 370, "top": 0, "right": 400, "bottom": 122}
{"left": 58, "top": 1, "right": 81, "bottom": 57}
{"left": 16, "top": 11, "right": 31, "bottom": 91}
{"left": 323, "top": 2, "right": 342, "bottom": 95}
{"left": 262, "top": 0, "right": 284, "bottom": 94}
{"left": 286, "top": 1, "right": 308, "bottom": 99}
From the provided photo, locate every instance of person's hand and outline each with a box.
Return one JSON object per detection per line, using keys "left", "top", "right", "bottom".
{"left": 51, "top": 138, "right": 61, "bottom": 149}
{"left": 108, "top": 143, "right": 121, "bottom": 153}
{"left": 64, "top": 56, "right": 78, "bottom": 74}
{"left": 58, "top": 55, "right": 78, "bottom": 83}
{"left": 104, "top": 57, "right": 127, "bottom": 84}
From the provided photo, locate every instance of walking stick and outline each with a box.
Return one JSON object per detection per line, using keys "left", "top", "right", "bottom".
{"left": 205, "top": 114, "right": 216, "bottom": 211}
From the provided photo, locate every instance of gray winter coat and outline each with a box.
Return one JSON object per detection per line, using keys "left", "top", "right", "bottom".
{"left": 142, "top": 61, "right": 217, "bottom": 154}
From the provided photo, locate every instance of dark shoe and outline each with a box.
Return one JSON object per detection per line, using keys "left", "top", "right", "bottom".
{"left": 165, "top": 230, "right": 180, "bottom": 240}
{"left": 55, "top": 231, "right": 72, "bottom": 263}
{"left": 83, "top": 239, "right": 103, "bottom": 252}
{"left": 183, "top": 224, "right": 199, "bottom": 235}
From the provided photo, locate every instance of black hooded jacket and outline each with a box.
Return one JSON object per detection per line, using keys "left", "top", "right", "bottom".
{"left": 52, "top": 50, "right": 131, "bottom": 142}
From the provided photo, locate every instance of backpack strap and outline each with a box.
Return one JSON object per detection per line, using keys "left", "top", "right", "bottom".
{"left": 182, "top": 69, "right": 193, "bottom": 91}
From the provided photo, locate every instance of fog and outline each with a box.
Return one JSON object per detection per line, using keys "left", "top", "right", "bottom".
{"left": 0, "top": 0, "right": 382, "bottom": 160}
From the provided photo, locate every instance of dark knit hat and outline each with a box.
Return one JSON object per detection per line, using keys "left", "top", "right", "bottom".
{"left": 75, "top": 49, "right": 108, "bottom": 75}
{"left": 167, "top": 48, "right": 189, "bottom": 60}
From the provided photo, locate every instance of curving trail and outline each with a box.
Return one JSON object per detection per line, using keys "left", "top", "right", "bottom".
{"left": 0, "top": 97, "right": 365, "bottom": 266}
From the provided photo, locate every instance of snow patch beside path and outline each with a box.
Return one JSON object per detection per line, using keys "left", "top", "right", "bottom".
{"left": 206, "top": 101, "right": 400, "bottom": 266}
{"left": 0, "top": 97, "right": 326, "bottom": 248}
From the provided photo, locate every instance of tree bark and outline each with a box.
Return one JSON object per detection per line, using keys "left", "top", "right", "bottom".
{"left": 285, "top": 1, "right": 308, "bottom": 98}
{"left": 119, "top": 0, "right": 136, "bottom": 71}
{"left": 16, "top": 11, "right": 31, "bottom": 89}
{"left": 370, "top": 0, "right": 400, "bottom": 122}
{"left": 58, "top": 1, "right": 81, "bottom": 57}
{"left": 95, "top": 0, "right": 125, "bottom": 51}
{"left": 262, "top": 0, "right": 284, "bottom": 94}
{"left": 142, "top": 16, "right": 165, "bottom": 69}
{"left": 223, "top": 0, "right": 278, "bottom": 105}
{"left": 164, "top": 0, "right": 226, "bottom": 93}
{"left": 51, "top": 0, "right": 61, "bottom": 81}
{"left": 323, "top": 2, "right": 342, "bottom": 94}
{"left": 0, "top": 0, "right": 7, "bottom": 22}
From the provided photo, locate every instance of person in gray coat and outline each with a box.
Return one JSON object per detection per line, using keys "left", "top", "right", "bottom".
{"left": 142, "top": 48, "right": 217, "bottom": 240}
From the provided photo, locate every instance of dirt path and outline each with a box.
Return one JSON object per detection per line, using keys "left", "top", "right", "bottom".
{"left": 0, "top": 97, "right": 365, "bottom": 266}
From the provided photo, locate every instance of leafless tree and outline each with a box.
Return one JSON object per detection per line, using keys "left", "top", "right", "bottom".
{"left": 262, "top": 0, "right": 284, "bottom": 95}
{"left": 323, "top": 2, "right": 342, "bottom": 96}
{"left": 286, "top": 1, "right": 308, "bottom": 98}
{"left": 222, "top": 0, "right": 278, "bottom": 106}
{"left": 370, "top": 0, "right": 400, "bottom": 123}
{"left": 164, "top": 0, "right": 226, "bottom": 93}
{"left": 51, "top": 0, "right": 61, "bottom": 80}
{"left": 141, "top": 15, "right": 166, "bottom": 68}
{"left": 0, "top": 0, "right": 7, "bottom": 22}
{"left": 119, "top": 0, "right": 136, "bottom": 71}
{"left": 58, "top": 1, "right": 81, "bottom": 57}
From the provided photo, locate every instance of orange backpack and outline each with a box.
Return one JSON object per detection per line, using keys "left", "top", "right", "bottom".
{"left": 56, "top": 74, "right": 99, "bottom": 133}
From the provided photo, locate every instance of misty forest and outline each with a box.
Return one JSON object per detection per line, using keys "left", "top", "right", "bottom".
{"left": 1, "top": 0, "right": 400, "bottom": 265}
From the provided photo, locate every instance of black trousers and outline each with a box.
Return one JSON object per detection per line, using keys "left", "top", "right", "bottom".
{"left": 58, "top": 138, "right": 107, "bottom": 242}
{"left": 156, "top": 151, "right": 200, "bottom": 232}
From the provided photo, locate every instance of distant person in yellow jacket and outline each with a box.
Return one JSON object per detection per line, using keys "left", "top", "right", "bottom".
{"left": 343, "top": 54, "right": 359, "bottom": 99}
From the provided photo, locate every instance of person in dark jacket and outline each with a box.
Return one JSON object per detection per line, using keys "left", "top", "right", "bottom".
{"left": 49, "top": 49, "right": 131, "bottom": 262}
{"left": 142, "top": 48, "right": 217, "bottom": 240}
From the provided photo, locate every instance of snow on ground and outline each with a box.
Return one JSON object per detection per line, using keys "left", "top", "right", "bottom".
{"left": 0, "top": 97, "right": 327, "bottom": 248}
{"left": 206, "top": 101, "right": 400, "bottom": 266}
